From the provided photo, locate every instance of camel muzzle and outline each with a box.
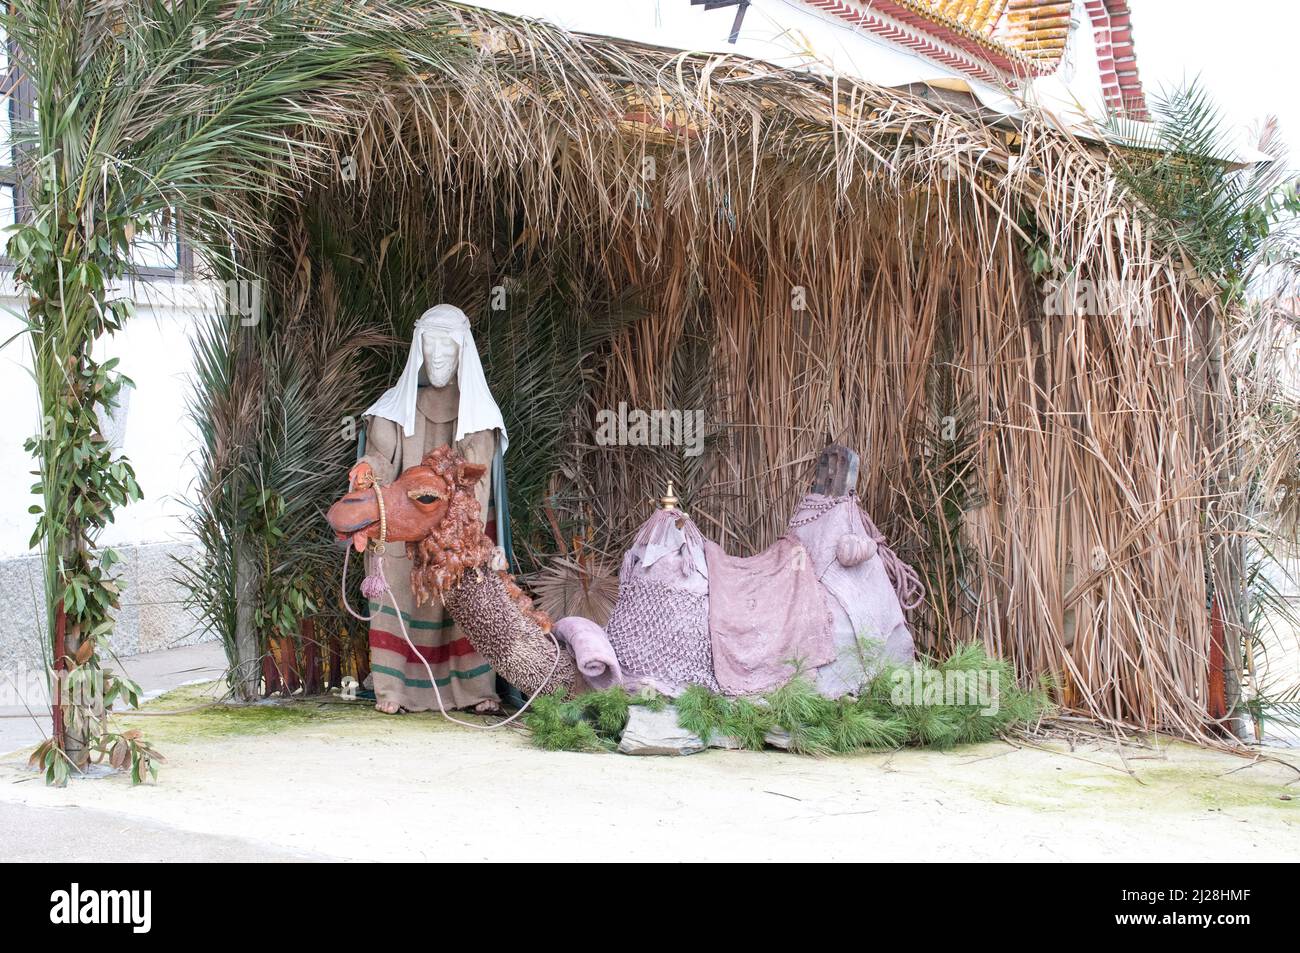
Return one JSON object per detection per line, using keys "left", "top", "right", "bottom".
{"left": 326, "top": 493, "right": 382, "bottom": 552}
{"left": 334, "top": 516, "right": 376, "bottom": 534}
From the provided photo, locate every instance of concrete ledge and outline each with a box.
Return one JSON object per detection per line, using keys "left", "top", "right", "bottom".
{"left": 0, "top": 540, "right": 215, "bottom": 672}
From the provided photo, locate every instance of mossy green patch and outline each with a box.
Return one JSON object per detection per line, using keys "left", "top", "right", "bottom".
{"left": 1132, "top": 759, "right": 1300, "bottom": 813}
{"left": 947, "top": 740, "right": 1300, "bottom": 817}
{"left": 114, "top": 681, "right": 397, "bottom": 744}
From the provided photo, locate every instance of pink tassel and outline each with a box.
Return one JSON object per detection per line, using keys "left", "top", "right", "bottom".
{"left": 360, "top": 573, "right": 387, "bottom": 601}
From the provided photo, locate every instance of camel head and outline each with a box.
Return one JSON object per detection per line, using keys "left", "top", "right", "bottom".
{"left": 326, "top": 446, "right": 493, "bottom": 603}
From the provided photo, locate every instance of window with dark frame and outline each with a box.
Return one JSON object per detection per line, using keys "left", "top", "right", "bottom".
{"left": 1, "top": 26, "right": 27, "bottom": 233}
{"left": 0, "top": 27, "right": 192, "bottom": 280}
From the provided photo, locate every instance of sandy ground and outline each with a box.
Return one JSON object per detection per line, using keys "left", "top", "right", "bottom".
{"left": 1, "top": 682, "right": 1297, "bottom": 862}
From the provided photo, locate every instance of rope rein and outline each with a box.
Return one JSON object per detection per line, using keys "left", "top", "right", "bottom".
{"left": 339, "top": 480, "right": 561, "bottom": 730}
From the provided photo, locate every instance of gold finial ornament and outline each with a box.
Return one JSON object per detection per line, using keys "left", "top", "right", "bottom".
{"left": 659, "top": 480, "right": 679, "bottom": 511}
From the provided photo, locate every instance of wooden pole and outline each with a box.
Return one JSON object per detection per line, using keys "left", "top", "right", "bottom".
{"left": 328, "top": 633, "right": 342, "bottom": 690}
{"left": 810, "top": 443, "right": 859, "bottom": 496}
{"left": 281, "top": 637, "right": 301, "bottom": 695}
{"left": 52, "top": 598, "right": 66, "bottom": 750}
{"left": 233, "top": 543, "right": 261, "bottom": 700}
{"left": 355, "top": 641, "right": 370, "bottom": 688}
{"left": 302, "top": 618, "right": 320, "bottom": 695}
{"left": 1207, "top": 597, "right": 1227, "bottom": 722}
{"left": 262, "top": 651, "right": 281, "bottom": 696}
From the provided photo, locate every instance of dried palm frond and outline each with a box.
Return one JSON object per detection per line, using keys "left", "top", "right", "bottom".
{"left": 143, "top": 3, "right": 1296, "bottom": 739}
{"left": 524, "top": 556, "right": 620, "bottom": 628}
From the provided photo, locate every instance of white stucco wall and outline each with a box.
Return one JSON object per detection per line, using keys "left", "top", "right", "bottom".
{"left": 0, "top": 275, "right": 216, "bottom": 556}
{"left": 0, "top": 273, "right": 220, "bottom": 667}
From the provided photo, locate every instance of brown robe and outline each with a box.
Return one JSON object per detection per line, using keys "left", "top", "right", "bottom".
{"left": 359, "top": 383, "right": 499, "bottom": 710}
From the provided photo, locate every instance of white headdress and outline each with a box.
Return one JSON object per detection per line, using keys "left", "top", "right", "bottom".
{"left": 362, "top": 304, "right": 509, "bottom": 453}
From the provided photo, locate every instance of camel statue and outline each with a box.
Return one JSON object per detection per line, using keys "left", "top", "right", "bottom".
{"left": 327, "top": 445, "right": 920, "bottom": 706}
{"left": 326, "top": 446, "right": 583, "bottom": 699}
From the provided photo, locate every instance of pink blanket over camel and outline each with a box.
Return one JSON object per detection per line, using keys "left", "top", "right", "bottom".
{"left": 703, "top": 537, "right": 834, "bottom": 695}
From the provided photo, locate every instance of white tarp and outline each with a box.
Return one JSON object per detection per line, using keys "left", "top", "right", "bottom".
{"left": 467, "top": 0, "right": 1047, "bottom": 119}
{"left": 464, "top": 0, "right": 1271, "bottom": 165}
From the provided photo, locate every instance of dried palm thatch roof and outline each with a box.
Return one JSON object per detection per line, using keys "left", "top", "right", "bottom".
{"left": 211, "top": 1, "right": 1241, "bottom": 740}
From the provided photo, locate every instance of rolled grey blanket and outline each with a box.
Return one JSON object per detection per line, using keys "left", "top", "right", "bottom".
{"left": 553, "top": 616, "right": 624, "bottom": 691}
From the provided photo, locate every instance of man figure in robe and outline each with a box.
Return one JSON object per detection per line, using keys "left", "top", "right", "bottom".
{"left": 348, "top": 304, "right": 508, "bottom": 714}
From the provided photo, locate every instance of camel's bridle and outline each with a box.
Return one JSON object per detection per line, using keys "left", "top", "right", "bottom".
{"left": 349, "top": 470, "right": 388, "bottom": 555}
{"left": 368, "top": 480, "right": 388, "bottom": 555}
{"left": 337, "top": 473, "right": 560, "bottom": 731}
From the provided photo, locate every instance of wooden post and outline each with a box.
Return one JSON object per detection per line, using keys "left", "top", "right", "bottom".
{"left": 810, "top": 443, "right": 860, "bottom": 496}
{"left": 281, "top": 637, "right": 301, "bottom": 694}
{"left": 355, "top": 642, "right": 370, "bottom": 688}
{"left": 262, "top": 652, "right": 281, "bottom": 696}
{"left": 302, "top": 619, "right": 320, "bottom": 695}
{"left": 1203, "top": 306, "right": 1249, "bottom": 740}
{"left": 1207, "top": 597, "right": 1228, "bottom": 721}
{"left": 328, "top": 634, "right": 342, "bottom": 690}
{"left": 233, "top": 543, "right": 261, "bottom": 700}
{"left": 52, "top": 599, "right": 66, "bottom": 750}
